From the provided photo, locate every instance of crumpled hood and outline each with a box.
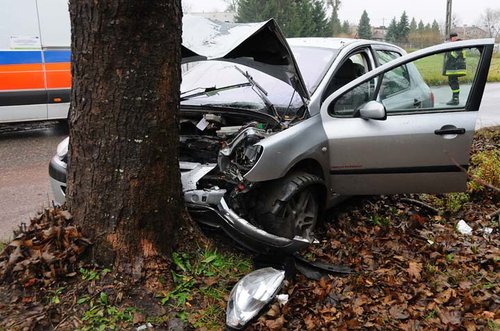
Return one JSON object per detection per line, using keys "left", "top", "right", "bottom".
{"left": 181, "top": 15, "right": 310, "bottom": 100}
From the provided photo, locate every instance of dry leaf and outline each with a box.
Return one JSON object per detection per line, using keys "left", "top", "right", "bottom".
{"left": 407, "top": 261, "right": 422, "bottom": 281}
{"left": 389, "top": 304, "right": 409, "bottom": 320}
{"left": 265, "top": 316, "right": 285, "bottom": 330}
{"left": 438, "top": 308, "right": 461, "bottom": 325}
{"left": 434, "top": 288, "right": 455, "bottom": 304}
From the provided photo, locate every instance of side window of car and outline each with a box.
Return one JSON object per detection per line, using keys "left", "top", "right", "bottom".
{"left": 375, "top": 50, "right": 401, "bottom": 64}
{"left": 329, "top": 79, "right": 375, "bottom": 117}
{"left": 330, "top": 46, "right": 482, "bottom": 117}
{"left": 379, "top": 64, "right": 411, "bottom": 98}
{"left": 322, "top": 52, "right": 369, "bottom": 102}
{"left": 375, "top": 50, "right": 411, "bottom": 100}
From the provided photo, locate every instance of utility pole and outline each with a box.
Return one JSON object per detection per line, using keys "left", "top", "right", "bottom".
{"left": 445, "top": 0, "right": 452, "bottom": 38}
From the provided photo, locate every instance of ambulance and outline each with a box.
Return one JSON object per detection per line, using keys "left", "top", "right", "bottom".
{"left": 0, "top": 0, "right": 70, "bottom": 123}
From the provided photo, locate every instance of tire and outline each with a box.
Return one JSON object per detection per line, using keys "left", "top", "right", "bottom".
{"left": 256, "top": 172, "right": 323, "bottom": 240}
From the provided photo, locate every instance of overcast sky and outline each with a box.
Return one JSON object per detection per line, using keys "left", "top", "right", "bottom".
{"left": 182, "top": 0, "right": 495, "bottom": 27}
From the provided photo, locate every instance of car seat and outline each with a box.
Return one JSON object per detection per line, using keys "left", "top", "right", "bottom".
{"left": 324, "top": 59, "right": 364, "bottom": 98}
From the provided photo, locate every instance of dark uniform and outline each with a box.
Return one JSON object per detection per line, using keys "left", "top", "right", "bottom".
{"left": 443, "top": 33, "right": 466, "bottom": 105}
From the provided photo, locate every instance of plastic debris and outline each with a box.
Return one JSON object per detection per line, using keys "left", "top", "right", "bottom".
{"left": 456, "top": 220, "right": 472, "bottom": 235}
{"left": 276, "top": 294, "right": 289, "bottom": 306}
{"left": 481, "top": 227, "right": 493, "bottom": 235}
{"left": 136, "top": 323, "right": 153, "bottom": 331}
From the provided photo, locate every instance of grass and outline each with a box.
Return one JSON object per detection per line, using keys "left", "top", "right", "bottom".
{"left": 412, "top": 50, "right": 500, "bottom": 85}
{"left": 468, "top": 149, "right": 500, "bottom": 193}
{"left": 159, "top": 247, "right": 252, "bottom": 330}
{"left": 75, "top": 268, "right": 139, "bottom": 331}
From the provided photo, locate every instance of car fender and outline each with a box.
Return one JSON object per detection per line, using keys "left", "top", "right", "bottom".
{"left": 244, "top": 115, "right": 329, "bottom": 183}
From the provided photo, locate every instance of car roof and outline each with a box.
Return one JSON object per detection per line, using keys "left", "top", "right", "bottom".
{"left": 287, "top": 37, "right": 391, "bottom": 51}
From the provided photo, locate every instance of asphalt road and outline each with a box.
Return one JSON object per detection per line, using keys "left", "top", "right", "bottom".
{"left": 0, "top": 83, "right": 499, "bottom": 241}
{"left": 0, "top": 122, "right": 68, "bottom": 241}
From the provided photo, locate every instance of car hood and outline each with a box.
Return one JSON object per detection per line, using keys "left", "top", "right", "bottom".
{"left": 181, "top": 15, "right": 310, "bottom": 100}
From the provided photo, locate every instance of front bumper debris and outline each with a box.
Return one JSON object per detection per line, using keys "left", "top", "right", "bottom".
{"left": 49, "top": 155, "right": 67, "bottom": 206}
{"left": 181, "top": 162, "right": 312, "bottom": 254}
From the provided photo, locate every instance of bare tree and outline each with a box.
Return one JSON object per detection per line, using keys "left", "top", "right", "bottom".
{"left": 182, "top": 1, "right": 192, "bottom": 13}
{"left": 325, "top": 0, "right": 341, "bottom": 11}
{"left": 480, "top": 8, "right": 500, "bottom": 41}
{"left": 67, "top": 0, "right": 183, "bottom": 287}
{"left": 224, "top": 0, "right": 238, "bottom": 12}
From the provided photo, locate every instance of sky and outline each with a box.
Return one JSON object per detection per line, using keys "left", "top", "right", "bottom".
{"left": 182, "top": 0, "right": 496, "bottom": 27}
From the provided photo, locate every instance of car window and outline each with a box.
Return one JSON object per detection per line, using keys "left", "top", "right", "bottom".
{"left": 291, "top": 46, "right": 338, "bottom": 94}
{"left": 375, "top": 50, "right": 401, "bottom": 64}
{"left": 329, "top": 46, "right": 482, "bottom": 116}
{"left": 379, "top": 64, "right": 411, "bottom": 98}
{"left": 322, "top": 52, "right": 370, "bottom": 102}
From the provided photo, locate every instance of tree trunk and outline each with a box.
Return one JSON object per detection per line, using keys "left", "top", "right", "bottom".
{"left": 66, "top": 0, "right": 183, "bottom": 285}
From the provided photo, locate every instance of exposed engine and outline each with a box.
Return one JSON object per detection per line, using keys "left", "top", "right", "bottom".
{"left": 179, "top": 111, "right": 274, "bottom": 178}
{"left": 179, "top": 110, "right": 278, "bottom": 218}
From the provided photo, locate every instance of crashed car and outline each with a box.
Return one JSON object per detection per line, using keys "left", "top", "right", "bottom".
{"left": 49, "top": 16, "right": 494, "bottom": 254}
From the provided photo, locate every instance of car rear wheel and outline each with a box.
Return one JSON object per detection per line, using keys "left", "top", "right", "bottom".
{"left": 256, "top": 172, "right": 322, "bottom": 240}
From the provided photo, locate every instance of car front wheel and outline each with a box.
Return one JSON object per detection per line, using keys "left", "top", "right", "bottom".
{"left": 256, "top": 172, "right": 322, "bottom": 240}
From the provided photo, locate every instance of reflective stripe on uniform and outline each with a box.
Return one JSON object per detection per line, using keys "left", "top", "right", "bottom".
{"left": 446, "top": 69, "right": 466, "bottom": 75}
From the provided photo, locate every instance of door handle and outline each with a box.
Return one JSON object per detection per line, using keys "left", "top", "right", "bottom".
{"left": 434, "top": 128, "right": 466, "bottom": 135}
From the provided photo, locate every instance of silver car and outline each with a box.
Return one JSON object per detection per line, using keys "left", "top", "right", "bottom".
{"left": 49, "top": 16, "right": 494, "bottom": 254}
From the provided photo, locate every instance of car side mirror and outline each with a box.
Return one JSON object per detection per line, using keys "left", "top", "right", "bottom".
{"left": 356, "top": 100, "right": 387, "bottom": 120}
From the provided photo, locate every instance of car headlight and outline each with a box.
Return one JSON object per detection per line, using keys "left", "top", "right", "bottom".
{"left": 56, "top": 137, "right": 69, "bottom": 160}
{"left": 226, "top": 267, "right": 285, "bottom": 329}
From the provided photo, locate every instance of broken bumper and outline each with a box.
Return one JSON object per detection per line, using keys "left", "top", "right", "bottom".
{"left": 187, "top": 197, "right": 311, "bottom": 254}
{"left": 181, "top": 162, "right": 311, "bottom": 254}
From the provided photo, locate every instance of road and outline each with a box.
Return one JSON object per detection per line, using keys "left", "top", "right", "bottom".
{"left": 476, "top": 83, "right": 500, "bottom": 128}
{"left": 0, "top": 122, "right": 68, "bottom": 241}
{"left": 0, "top": 83, "right": 498, "bottom": 241}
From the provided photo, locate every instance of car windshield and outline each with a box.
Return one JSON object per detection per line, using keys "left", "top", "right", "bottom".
{"left": 290, "top": 46, "right": 338, "bottom": 94}
{"left": 180, "top": 46, "right": 338, "bottom": 113}
{"left": 181, "top": 61, "right": 303, "bottom": 113}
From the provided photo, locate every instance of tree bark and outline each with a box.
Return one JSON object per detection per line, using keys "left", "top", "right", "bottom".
{"left": 66, "top": 0, "right": 183, "bottom": 285}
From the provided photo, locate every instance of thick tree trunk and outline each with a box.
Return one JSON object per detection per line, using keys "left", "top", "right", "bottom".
{"left": 66, "top": 1, "right": 183, "bottom": 284}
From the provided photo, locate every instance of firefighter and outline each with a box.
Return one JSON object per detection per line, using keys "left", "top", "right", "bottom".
{"left": 443, "top": 32, "right": 467, "bottom": 106}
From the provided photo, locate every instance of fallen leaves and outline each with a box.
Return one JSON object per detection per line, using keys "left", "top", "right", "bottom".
{"left": 253, "top": 188, "right": 499, "bottom": 330}
{"left": 0, "top": 207, "right": 91, "bottom": 285}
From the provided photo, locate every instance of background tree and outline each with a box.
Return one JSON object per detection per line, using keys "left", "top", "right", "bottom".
{"left": 397, "top": 11, "right": 410, "bottom": 43}
{"left": 321, "top": 0, "right": 341, "bottom": 36}
{"left": 357, "top": 10, "right": 372, "bottom": 39}
{"left": 341, "top": 20, "right": 351, "bottom": 35}
{"left": 236, "top": 0, "right": 330, "bottom": 37}
{"left": 224, "top": 0, "right": 239, "bottom": 12}
{"left": 310, "top": 1, "right": 331, "bottom": 36}
{"left": 326, "top": 0, "right": 342, "bottom": 36}
{"left": 67, "top": 0, "right": 183, "bottom": 286}
{"left": 418, "top": 19, "right": 425, "bottom": 32}
{"left": 410, "top": 17, "right": 417, "bottom": 33}
{"left": 385, "top": 17, "right": 398, "bottom": 43}
{"left": 480, "top": 8, "right": 500, "bottom": 41}
{"left": 431, "top": 19, "right": 441, "bottom": 36}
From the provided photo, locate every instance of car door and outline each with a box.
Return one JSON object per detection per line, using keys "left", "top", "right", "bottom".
{"left": 320, "top": 39, "right": 494, "bottom": 195}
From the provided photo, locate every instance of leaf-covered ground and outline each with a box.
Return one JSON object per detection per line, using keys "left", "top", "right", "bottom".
{"left": 252, "top": 193, "right": 498, "bottom": 330}
{"left": 0, "top": 127, "right": 498, "bottom": 330}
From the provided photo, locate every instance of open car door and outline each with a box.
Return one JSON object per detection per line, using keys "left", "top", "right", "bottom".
{"left": 320, "top": 39, "right": 494, "bottom": 195}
